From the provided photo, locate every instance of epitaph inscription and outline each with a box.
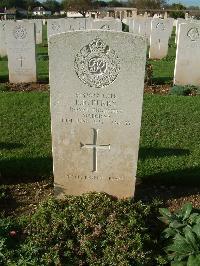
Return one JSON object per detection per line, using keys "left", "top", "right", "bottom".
{"left": 74, "top": 38, "right": 120, "bottom": 88}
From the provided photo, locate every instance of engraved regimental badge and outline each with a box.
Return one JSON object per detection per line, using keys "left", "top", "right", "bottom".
{"left": 187, "top": 28, "right": 200, "bottom": 41}
{"left": 100, "top": 25, "right": 110, "bottom": 30}
{"left": 74, "top": 37, "right": 120, "bottom": 88}
{"left": 51, "top": 22, "right": 61, "bottom": 32}
{"left": 156, "top": 22, "right": 165, "bottom": 31}
{"left": 13, "top": 25, "right": 27, "bottom": 40}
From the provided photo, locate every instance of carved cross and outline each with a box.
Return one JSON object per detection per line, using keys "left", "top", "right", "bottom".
{"left": 17, "top": 56, "right": 25, "bottom": 68}
{"left": 80, "top": 128, "right": 110, "bottom": 172}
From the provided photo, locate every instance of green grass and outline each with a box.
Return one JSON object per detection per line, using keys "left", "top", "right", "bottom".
{"left": 0, "top": 92, "right": 200, "bottom": 186}
{"left": 148, "top": 28, "right": 176, "bottom": 85}
{"left": 0, "top": 92, "right": 52, "bottom": 183}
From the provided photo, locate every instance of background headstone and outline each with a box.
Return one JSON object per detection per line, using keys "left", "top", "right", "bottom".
{"left": 0, "top": 21, "right": 7, "bottom": 57}
{"left": 149, "top": 18, "right": 173, "bottom": 59}
{"left": 47, "top": 18, "right": 66, "bottom": 38}
{"left": 174, "top": 23, "right": 200, "bottom": 86}
{"left": 92, "top": 19, "right": 122, "bottom": 31}
{"left": 175, "top": 18, "right": 186, "bottom": 43}
{"left": 65, "top": 18, "right": 93, "bottom": 30}
{"left": 49, "top": 31, "right": 146, "bottom": 198}
{"left": 34, "top": 19, "right": 43, "bottom": 44}
{"left": 6, "top": 22, "right": 37, "bottom": 83}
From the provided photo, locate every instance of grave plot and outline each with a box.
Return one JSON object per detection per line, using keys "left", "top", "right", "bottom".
{"left": 1, "top": 15, "right": 200, "bottom": 266}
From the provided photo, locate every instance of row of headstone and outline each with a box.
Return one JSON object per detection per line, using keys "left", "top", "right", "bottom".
{"left": 2, "top": 18, "right": 123, "bottom": 84}
{"left": 128, "top": 17, "right": 174, "bottom": 59}
{"left": 2, "top": 17, "right": 200, "bottom": 87}
{"left": 47, "top": 18, "right": 122, "bottom": 38}
{"left": 0, "top": 19, "right": 43, "bottom": 58}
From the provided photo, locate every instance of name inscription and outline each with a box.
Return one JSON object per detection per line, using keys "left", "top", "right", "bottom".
{"left": 61, "top": 91, "right": 131, "bottom": 126}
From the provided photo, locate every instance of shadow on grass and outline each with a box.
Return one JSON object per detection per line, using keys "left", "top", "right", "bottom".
{"left": 0, "top": 142, "right": 24, "bottom": 150}
{"left": 38, "top": 76, "right": 49, "bottom": 83}
{"left": 139, "top": 147, "right": 190, "bottom": 160}
{"left": 141, "top": 167, "right": 200, "bottom": 186}
{"left": 152, "top": 76, "right": 173, "bottom": 85}
{"left": 0, "top": 75, "right": 9, "bottom": 83}
{"left": 0, "top": 156, "right": 53, "bottom": 185}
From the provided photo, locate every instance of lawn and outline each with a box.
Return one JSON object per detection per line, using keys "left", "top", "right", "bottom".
{"left": 0, "top": 92, "right": 200, "bottom": 186}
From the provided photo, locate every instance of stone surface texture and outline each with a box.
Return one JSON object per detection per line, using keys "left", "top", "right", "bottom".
{"left": 49, "top": 30, "right": 146, "bottom": 198}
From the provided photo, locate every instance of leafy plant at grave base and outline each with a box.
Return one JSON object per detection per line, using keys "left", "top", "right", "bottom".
{"left": 169, "top": 85, "right": 200, "bottom": 96}
{"left": 145, "top": 63, "right": 153, "bottom": 85}
{"left": 159, "top": 203, "right": 200, "bottom": 266}
{"left": 0, "top": 186, "right": 6, "bottom": 202}
{"left": 169, "top": 85, "right": 192, "bottom": 96}
{"left": 0, "top": 193, "right": 166, "bottom": 265}
{"left": 0, "top": 216, "right": 23, "bottom": 265}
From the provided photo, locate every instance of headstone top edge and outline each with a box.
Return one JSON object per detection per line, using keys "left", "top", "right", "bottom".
{"left": 49, "top": 30, "right": 147, "bottom": 42}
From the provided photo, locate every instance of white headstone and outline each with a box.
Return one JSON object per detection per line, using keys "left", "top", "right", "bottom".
{"left": 130, "top": 17, "right": 152, "bottom": 43}
{"left": 6, "top": 22, "right": 37, "bottom": 83}
{"left": 24, "top": 19, "right": 43, "bottom": 44}
{"left": 175, "top": 18, "right": 185, "bottom": 43}
{"left": 0, "top": 21, "right": 7, "bottom": 57}
{"left": 47, "top": 19, "right": 66, "bottom": 38}
{"left": 149, "top": 18, "right": 173, "bottom": 59}
{"left": 49, "top": 31, "right": 146, "bottom": 198}
{"left": 174, "top": 23, "right": 200, "bottom": 86}
{"left": 34, "top": 19, "right": 43, "bottom": 44}
{"left": 65, "top": 18, "right": 93, "bottom": 30}
{"left": 92, "top": 19, "right": 122, "bottom": 31}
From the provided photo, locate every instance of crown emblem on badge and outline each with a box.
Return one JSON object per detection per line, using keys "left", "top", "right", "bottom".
{"left": 74, "top": 37, "right": 120, "bottom": 88}
{"left": 86, "top": 38, "right": 109, "bottom": 54}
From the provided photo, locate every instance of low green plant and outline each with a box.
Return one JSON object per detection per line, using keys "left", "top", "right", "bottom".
{"left": 0, "top": 186, "right": 7, "bottom": 202}
{"left": 0, "top": 193, "right": 165, "bottom": 265}
{"left": 169, "top": 85, "right": 200, "bottom": 96}
{"left": 160, "top": 203, "right": 200, "bottom": 265}
{"left": 0, "top": 217, "right": 22, "bottom": 265}
{"left": 169, "top": 85, "right": 192, "bottom": 96}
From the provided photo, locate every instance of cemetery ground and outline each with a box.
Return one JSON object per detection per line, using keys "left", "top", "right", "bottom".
{"left": 1, "top": 27, "right": 200, "bottom": 265}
